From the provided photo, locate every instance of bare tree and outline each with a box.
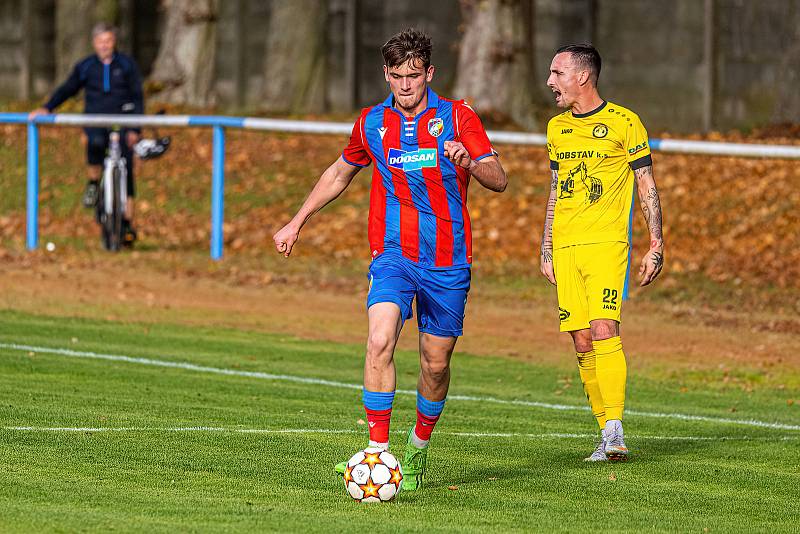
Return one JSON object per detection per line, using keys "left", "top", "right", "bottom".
{"left": 148, "top": 0, "right": 218, "bottom": 106}
{"left": 453, "top": 0, "right": 538, "bottom": 129}
{"left": 55, "top": 0, "right": 119, "bottom": 80}
{"left": 260, "top": 0, "right": 327, "bottom": 114}
{"left": 772, "top": 7, "right": 800, "bottom": 124}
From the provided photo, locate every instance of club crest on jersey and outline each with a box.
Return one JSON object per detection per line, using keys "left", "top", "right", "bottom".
{"left": 592, "top": 124, "right": 608, "bottom": 138}
{"left": 387, "top": 148, "right": 437, "bottom": 171}
{"left": 427, "top": 118, "right": 444, "bottom": 137}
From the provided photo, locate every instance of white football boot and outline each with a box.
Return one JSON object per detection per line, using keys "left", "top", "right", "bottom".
{"left": 584, "top": 429, "right": 608, "bottom": 462}
{"left": 604, "top": 419, "right": 629, "bottom": 461}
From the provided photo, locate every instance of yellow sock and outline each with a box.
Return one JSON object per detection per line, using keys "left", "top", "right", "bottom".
{"left": 593, "top": 336, "right": 627, "bottom": 421}
{"left": 576, "top": 350, "right": 607, "bottom": 429}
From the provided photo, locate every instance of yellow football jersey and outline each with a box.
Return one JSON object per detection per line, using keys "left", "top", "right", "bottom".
{"left": 546, "top": 101, "right": 652, "bottom": 249}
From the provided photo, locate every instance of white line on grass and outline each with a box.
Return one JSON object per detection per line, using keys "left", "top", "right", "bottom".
{"left": 2, "top": 342, "right": 798, "bottom": 432}
{"left": 4, "top": 426, "right": 799, "bottom": 441}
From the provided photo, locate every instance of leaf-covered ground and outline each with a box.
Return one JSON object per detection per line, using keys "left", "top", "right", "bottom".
{"left": 2, "top": 109, "right": 798, "bottom": 290}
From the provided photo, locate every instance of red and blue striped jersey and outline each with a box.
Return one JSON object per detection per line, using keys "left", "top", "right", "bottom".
{"left": 342, "top": 88, "right": 495, "bottom": 268}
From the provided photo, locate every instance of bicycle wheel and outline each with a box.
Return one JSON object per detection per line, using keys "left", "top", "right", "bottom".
{"left": 101, "top": 166, "right": 125, "bottom": 251}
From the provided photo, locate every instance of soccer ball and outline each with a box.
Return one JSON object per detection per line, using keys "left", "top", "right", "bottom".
{"left": 343, "top": 447, "right": 403, "bottom": 502}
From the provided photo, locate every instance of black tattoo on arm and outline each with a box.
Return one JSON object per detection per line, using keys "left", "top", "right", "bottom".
{"left": 633, "top": 164, "right": 653, "bottom": 183}
{"left": 646, "top": 186, "right": 663, "bottom": 241}
{"left": 541, "top": 170, "right": 558, "bottom": 262}
{"left": 651, "top": 250, "right": 664, "bottom": 271}
{"left": 635, "top": 165, "right": 663, "bottom": 245}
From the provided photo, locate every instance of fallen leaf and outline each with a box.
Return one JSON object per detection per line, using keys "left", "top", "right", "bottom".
{"left": 448, "top": 485, "right": 458, "bottom": 491}
{"left": 608, "top": 472, "right": 617, "bottom": 482}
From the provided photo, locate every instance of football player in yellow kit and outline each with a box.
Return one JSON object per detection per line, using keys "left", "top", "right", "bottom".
{"left": 539, "top": 44, "right": 664, "bottom": 461}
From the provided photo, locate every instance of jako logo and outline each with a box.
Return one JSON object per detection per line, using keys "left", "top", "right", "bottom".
{"left": 387, "top": 148, "right": 437, "bottom": 171}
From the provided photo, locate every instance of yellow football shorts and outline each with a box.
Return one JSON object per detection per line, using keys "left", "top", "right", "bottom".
{"left": 553, "top": 241, "right": 629, "bottom": 332}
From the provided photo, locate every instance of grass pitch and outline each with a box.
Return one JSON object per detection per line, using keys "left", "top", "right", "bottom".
{"left": 1, "top": 310, "right": 798, "bottom": 533}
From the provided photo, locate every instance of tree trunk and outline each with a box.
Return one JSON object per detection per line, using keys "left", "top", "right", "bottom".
{"left": 771, "top": 7, "right": 800, "bottom": 124}
{"left": 453, "top": 0, "right": 538, "bottom": 129}
{"left": 260, "top": 0, "right": 327, "bottom": 114}
{"left": 55, "top": 0, "right": 119, "bottom": 80}
{"left": 148, "top": 0, "right": 218, "bottom": 106}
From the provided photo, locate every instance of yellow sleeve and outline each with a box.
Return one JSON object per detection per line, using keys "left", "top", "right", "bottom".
{"left": 625, "top": 114, "right": 652, "bottom": 170}
{"left": 546, "top": 120, "right": 559, "bottom": 171}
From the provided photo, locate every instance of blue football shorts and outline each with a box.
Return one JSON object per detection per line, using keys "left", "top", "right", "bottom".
{"left": 366, "top": 252, "right": 471, "bottom": 338}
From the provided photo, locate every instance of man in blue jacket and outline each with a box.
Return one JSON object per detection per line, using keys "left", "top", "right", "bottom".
{"left": 30, "top": 22, "right": 144, "bottom": 244}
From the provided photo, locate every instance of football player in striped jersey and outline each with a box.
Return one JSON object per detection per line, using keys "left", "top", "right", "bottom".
{"left": 273, "top": 28, "right": 507, "bottom": 490}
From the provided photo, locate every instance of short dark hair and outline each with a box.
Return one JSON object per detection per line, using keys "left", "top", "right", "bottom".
{"left": 556, "top": 43, "right": 601, "bottom": 84}
{"left": 381, "top": 28, "right": 432, "bottom": 70}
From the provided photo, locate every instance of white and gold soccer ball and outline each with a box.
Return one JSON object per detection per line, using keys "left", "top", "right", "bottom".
{"left": 343, "top": 447, "right": 403, "bottom": 502}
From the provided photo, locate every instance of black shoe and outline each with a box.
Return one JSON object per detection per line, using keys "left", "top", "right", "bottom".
{"left": 83, "top": 181, "right": 99, "bottom": 208}
{"left": 123, "top": 222, "right": 137, "bottom": 247}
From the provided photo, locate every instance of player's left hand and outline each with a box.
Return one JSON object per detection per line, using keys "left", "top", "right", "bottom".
{"left": 638, "top": 242, "right": 664, "bottom": 286}
{"left": 444, "top": 140, "right": 472, "bottom": 169}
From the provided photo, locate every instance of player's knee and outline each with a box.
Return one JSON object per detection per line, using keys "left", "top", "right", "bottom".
{"left": 590, "top": 320, "right": 619, "bottom": 341}
{"left": 421, "top": 358, "right": 449, "bottom": 383}
{"left": 366, "top": 331, "right": 395, "bottom": 360}
{"left": 570, "top": 330, "right": 593, "bottom": 353}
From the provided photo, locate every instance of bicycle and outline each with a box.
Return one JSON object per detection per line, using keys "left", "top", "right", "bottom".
{"left": 96, "top": 127, "right": 128, "bottom": 251}
{"left": 94, "top": 122, "right": 170, "bottom": 251}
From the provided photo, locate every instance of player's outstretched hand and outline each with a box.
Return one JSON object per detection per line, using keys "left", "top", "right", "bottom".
{"left": 540, "top": 250, "right": 556, "bottom": 285}
{"left": 638, "top": 242, "right": 664, "bottom": 286}
{"left": 273, "top": 223, "right": 300, "bottom": 258}
{"left": 444, "top": 140, "right": 472, "bottom": 169}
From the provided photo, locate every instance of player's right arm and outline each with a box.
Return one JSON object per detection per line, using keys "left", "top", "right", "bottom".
{"left": 539, "top": 121, "right": 558, "bottom": 285}
{"left": 539, "top": 168, "right": 558, "bottom": 285}
{"left": 272, "top": 157, "right": 362, "bottom": 257}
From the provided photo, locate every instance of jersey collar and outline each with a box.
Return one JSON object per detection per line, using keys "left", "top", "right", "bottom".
{"left": 383, "top": 87, "right": 440, "bottom": 110}
{"left": 571, "top": 100, "right": 607, "bottom": 119}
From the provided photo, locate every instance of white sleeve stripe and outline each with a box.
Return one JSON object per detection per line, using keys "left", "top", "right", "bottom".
{"left": 359, "top": 115, "right": 366, "bottom": 148}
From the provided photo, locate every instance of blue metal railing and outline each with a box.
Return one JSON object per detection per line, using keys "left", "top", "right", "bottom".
{"left": 26, "top": 122, "right": 39, "bottom": 252}
{"left": 2, "top": 112, "right": 799, "bottom": 264}
{"left": 211, "top": 125, "right": 225, "bottom": 260}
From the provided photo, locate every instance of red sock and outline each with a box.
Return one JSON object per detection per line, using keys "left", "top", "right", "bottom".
{"left": 364, "top": 407, "right": 392, "bottom": 443}
{"left": 414, "top": 409, "right": 441, "bottom": 441}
